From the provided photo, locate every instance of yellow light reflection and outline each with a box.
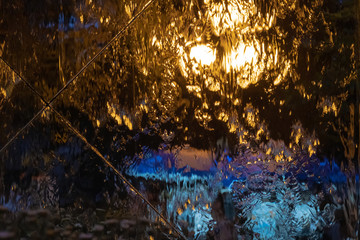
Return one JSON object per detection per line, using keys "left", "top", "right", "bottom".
{"left": 177, "top": 208, "right": 183, "bottom": 215}
{"left": 106, "top": 102, "right": 133, "bottom": 130}
{"left": 308, "top": 145, "right": 316, "bottom": 157}
{"left": 208, "top": 2, "right": 252, "bottom": 36}
{"left": 205, "top": 77, "right": 220, "bottom": 92}
{"left": 190, "top": 45, "right": 216, "bottom": 66}
{"left": 1, "top": 88, "right": 6, "bottom": 98}
{"left": 107, "top": 102, "right": 122, "bottom": 125}
{"left": 182, "top": 0, "right": 292, "bottom": 91}
{"left": 227, "top": 43, "right": 258, "bottom": 72}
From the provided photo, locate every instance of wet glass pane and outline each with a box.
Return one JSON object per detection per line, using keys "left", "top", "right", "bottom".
{"left": 0, "top": 0, "right": 149, "bottom": 101}
{"left": 1, "top": 0, "right": 360, "bottom": 239}
{"left": 0, "top": 111, "right": 178, "bottom": 239}
{"left": 0, "top": 59, "right": 42, "bottom": 150}
{"left": 100, "top": 0, "right": 357, "bottom": 238}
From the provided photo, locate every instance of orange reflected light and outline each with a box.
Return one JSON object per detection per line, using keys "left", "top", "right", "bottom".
{"left": 229, "top": 43, "right": 258, "bottom": 71}
{"left": 190, "top": 45, "right": 216, "bottom": 66}
{"left": 180, "top": 0, "right": 292, "bottom": 91}
{"left": 208, "top": 2, "right": 250, "bottom": 36}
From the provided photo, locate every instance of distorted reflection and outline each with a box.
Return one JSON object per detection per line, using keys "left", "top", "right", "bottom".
{"left": 190, "top": 45, "right": 216, "bottom": 66}
{"left": 0, "top": 0, "right": 359, "bottom": 239}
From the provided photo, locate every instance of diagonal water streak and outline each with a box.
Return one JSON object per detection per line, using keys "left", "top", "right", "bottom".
{"left": 0, "top": 1, "right": 186, "bottom": 237}
{"left": 0, "top": 0, "right": 155, "bottom": 154}
{"left": 0, "top": 52, "right": 187, "bottom": 240}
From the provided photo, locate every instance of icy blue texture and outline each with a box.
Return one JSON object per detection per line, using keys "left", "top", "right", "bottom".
{"left": 127, "top": 149, "right": 341, "bottom": 239}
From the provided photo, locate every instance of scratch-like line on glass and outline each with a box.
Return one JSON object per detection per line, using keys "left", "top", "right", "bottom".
{"left": 0, "top": 0, "right": 155, "bottom": 153}
{"left": 0, "top": 56, "right": 187, "bottom": 240}
{"left": 52, "top": 108, "right": 186, "bottom": 239}
{"left": 0, "top": 57, "right": 47, "bottom": 153}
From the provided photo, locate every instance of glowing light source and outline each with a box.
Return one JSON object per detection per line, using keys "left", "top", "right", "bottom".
{"left": 190, "top": 45, "right": 216, "bottom": 66}
{"left": 229, "top": 43, "right": 258, "bottom": 71}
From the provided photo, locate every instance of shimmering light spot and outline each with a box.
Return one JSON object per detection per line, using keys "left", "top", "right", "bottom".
{"left": 177, "top": 208, "right": 183, "bottom": 215}
{"left": 107, "top": 102, "right": 122, "bottom": 125}
{"left": 205, "top": 77, "right": 220, "bottom": 92}
{"left": 274, "top": 60, "right": 291, "bottom": 85}
{"left": 308, "top": 145, "right": 316, "bottom": 157}
{"left": 123, "top": 115, "right": 133, "bottom": 130}
{"left": 0, "top": 88, "right": 6, "bottom": 98}
{"left": 186, "top": 85, "right": 201, "bottom": 93}
{"left": 208, "top": 2, "right": 251, "bottom": 36}
{"left": 106, "top": 102, "right": 132, "bottom": 130}
{"left": 227, "top": 43, "right": 258, "bottom": 72}
{"left": 266, "top": 148, "right": 272, "bottom": 155}
{"left": 190, "top": 45, "right": 216, "bottom": 66}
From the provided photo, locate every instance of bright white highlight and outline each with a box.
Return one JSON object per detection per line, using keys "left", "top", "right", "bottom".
{"left": 190, "top": 45, "right": 216, "bottom": 66}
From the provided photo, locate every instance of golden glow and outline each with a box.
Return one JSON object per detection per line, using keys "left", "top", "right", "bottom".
{"left": 0, "top": 88, "right": 6, "bottom": 98}
{"left": 229, "top": 123, "right": 238, "bottom": 133}
{"left": 208, "top": 1, "right": 254, "bottom": 36}
{"left": 178, "top": 11, "right": 290, "bottom": 94}
{"left": 178, "top": 46, "right": 189, "bottom": 78}
{"left": 226, "top": 43, "right": 258, "bottom": 72}
{"left": 125, "top": 4, "right": 133, "bottom": 18}
{"left": 175, "top": 0, "right": 294, "bottom": 94}
{"left": 205, "top": 77, "right": 220, "bottom": 92}
{"left": 186, "top": 85, "right": 201, "bottom": 93}
{"left": 107, "top": 102, "right": 122, "bottom": 125}
{"left": 274, "top": 60, "right": 291, "bottom": 85}
{"left": 106, "top": 102, "right": 133, "bottom": 130}
{"left": 319, "top": 97, "right": 338, "bottom": 117}
{"left": 123, "top": 115, "right": 133, "bottom": 130}
{"left": 295, "top": 132, "right": 301, "bottom": 145}
{"left": 308, "top": 145, "right": 316, "bottom": 157}
{"left": 266, "top": 148, "right": 271, "bottom": 155}
{"left": 139, "top": 103, "right": 149, "bottom": 113}
{"left": 177, "top": 208, "right": 183, "bottom": 215}
{"left": 256, "top": 128, "right": 264, "bottom": 140}
{"left": 217, "top": 111, "right": 229, "bottom": 122}
{"left": 190, "top": 45, "right": 216, "bottom": 66}
{"left": 275, "top": 154, "right": 283, "bottom": 163}
{"left": 244, "top": 104, "right": 258, "bottom": 128}
{"left": 238, "top": 128, "right": 248, "bottom": 145}
{"left": 108, "top": 0, "right": 328, "bottom": 164}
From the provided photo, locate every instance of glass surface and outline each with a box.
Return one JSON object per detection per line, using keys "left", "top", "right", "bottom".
{"left": 0, "top": 0, "right": 149, "bottom": 101}
{"left": 0, "top": 111, "right": 178, "bottom": 239}
{"left": 0, "top": 59, "right": 43, "bottom": 150}
{"left": 1, "top": 0, "right": 359, "bottom": 239}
